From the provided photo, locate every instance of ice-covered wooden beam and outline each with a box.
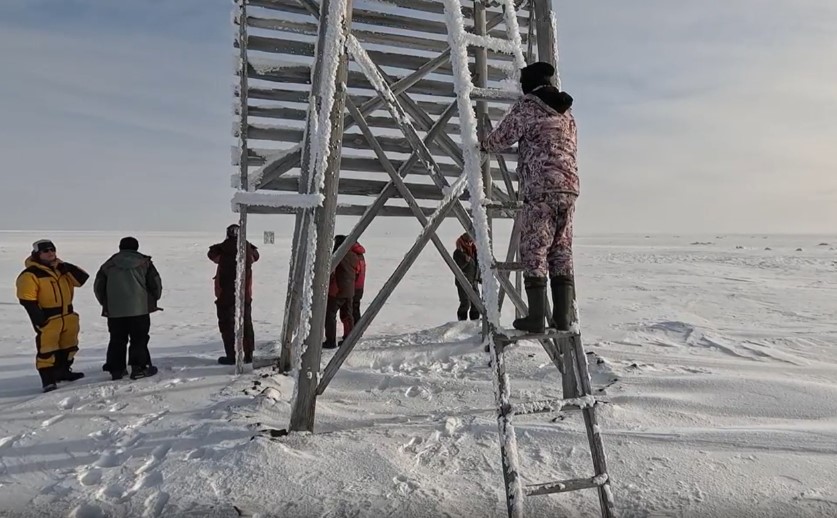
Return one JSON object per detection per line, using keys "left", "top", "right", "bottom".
{"left": 231, "top": 191, "right": 323, "bottom": 209}
{"left": 248, "top": 0, "right": 530, "bottom": 34}
{"left": 242, "top": 15, "right": 524, "bottom": 57}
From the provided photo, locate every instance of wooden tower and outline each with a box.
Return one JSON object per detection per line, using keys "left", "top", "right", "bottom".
{"left": 231, "top": 0, "right": 616, "bottom": 516}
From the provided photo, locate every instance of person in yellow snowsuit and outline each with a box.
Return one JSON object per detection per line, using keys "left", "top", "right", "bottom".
{"left": 16, "top": 239, "right": 90, "bottom": 392}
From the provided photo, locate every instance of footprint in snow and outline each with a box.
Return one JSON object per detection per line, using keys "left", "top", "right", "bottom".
{"left": 143, "top": 491, "right": 170, "bottom": 518}
{"left": 69, "top": 503, "right": 105, "bottom": 518}
{"left": 41, "top": 414, "right": 64, "bottom": 428}
{"left": 59, "top": 396, "right": 79, "bottom": 410}
{"left": 77, "top": 469, "right": 103, "bottom": 486}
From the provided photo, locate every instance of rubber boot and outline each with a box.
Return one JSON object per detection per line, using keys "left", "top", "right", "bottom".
{"left": 512, "top": 276, "right": 547, "bottom": 333}
{"left": 550, "top": 275, "right": 575, "bottom": 330}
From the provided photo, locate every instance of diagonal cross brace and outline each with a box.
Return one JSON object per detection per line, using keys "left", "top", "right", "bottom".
{"left": 344, "top": 96, "right": 486, "bottom": 316}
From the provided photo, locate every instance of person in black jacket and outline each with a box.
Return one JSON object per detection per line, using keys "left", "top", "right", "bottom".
{"left": 453, "top": 233, "right": 480, "bottom": 321}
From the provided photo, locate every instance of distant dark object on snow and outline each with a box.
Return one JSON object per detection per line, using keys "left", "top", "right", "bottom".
{"left": 796, "top": 248, "right": 803, "bottom": 252}
{"left": 735, "top": 246, "right": 744, "bottom": 249}
{"left": 818, "top": 242, "right": 829, "bottom": 246}
{"left": 690, "top": 241, "right": 713, "bottom": 246}
{"left": 765, "top": 247, "right": 772, "bottom": 251}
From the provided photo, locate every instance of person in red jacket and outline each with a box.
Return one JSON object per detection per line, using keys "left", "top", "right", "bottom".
{"left": 324, "top": 235, "right": 358, "bottom": 349}
{"left": 351, "top": 241, "right": 366, "bottom": 325}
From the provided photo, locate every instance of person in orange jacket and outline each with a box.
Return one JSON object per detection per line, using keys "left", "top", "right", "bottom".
{"left": 16, "top": 239, "right": 89, "bottom": 392}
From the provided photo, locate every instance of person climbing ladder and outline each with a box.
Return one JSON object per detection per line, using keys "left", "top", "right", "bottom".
{"left": 481, "top": 62, "right": 578, "bottom": 334}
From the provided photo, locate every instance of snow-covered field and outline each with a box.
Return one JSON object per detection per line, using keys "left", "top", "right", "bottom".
{"left": 1, "top": 228, "right": 835, "bottom": 517}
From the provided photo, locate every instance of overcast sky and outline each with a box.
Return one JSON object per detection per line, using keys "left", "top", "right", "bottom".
{"left": 1, "top": 1, "right": 835, "bottom": 234}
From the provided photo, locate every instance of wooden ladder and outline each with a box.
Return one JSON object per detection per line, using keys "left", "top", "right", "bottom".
{"left": 440, "top": 1, "right": 616, "bottom": 516}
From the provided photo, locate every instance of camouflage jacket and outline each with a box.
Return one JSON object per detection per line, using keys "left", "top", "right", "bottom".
{"left": 482, "top": 94, "right": 579, "bottom": 200}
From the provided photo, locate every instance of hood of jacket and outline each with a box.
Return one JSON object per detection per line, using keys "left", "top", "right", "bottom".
{"left": 530, "top": 86, "right": 573, "bottom": 114}
{"left": 351, "top": 243, "right": 366, "bottom": 255}
{"left": 106, "top": 250, "right": 151, "bottom": 270}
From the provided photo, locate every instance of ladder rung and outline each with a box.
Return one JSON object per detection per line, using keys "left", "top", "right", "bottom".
{"left": 525, "top": 474, "right": 609, "bottom": 497}
{"left": 511, "top": 395, "right": 599, "bottom": 416}
{"left": 496, "top": 329, "right": 575, "bottom": 343}
{"left": 492, "top": 261, "right": 524, "bottom": 271}
{"left": 471, "top": 87, "right": 520, "bottom": 102}
{"left": 483, "top": 200, "right": 523, "bottom": 210}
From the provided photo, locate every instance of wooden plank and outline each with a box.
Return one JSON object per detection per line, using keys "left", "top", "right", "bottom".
{"left": 249, "top": 0, "right": 529, "bottom": 35}
{"left": 241, "top": 34, "right": 511, "bottom": 82}
{"left": 245, "top": 123, "right": 520, "bottom": 162}
{"left": 244, "top": 15, "right": 524, "bottom": 59}
{"left": 246, "top": 63, "right": 457, "bottom": 100}
{"left": 246, "top": 104, "right": 462, "bottom": 133}
{"left": 244, "top": 88, "right": 510, "bottom": 119}
{"left": 265, "top": 176, "right": 466, "bottom": 201}
{"left": 525, "top": 476, "right": 607, "bottom": 497}
{"left": 243, "top": 149, "right": 518, "bottom": 182}
{"left": 243, "top": 203, "right": 437, "bottom": 217}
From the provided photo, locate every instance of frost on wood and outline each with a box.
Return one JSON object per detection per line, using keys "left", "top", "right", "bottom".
{"left": 551, "top": 11, "right": 562, "bottom": 90}
{"left": 231, "top": 192, "right": 323, "bottom": 209}
{"left": 346, "top": 36, "right": 415, "bottom": 131}
{"left": 247, "top": 144, "right": 302, "bottom": 188}
{"left": 500, "top": 0, "right": 527, "bottom": 75}
{"left": 290, "top": 0, "right": 349, "bottom": 403}
{"left": 441, "top": 0, "right": 500, "bottom": 328}
{"left": 463, "top": 33, "right": 520, "bottom": 54}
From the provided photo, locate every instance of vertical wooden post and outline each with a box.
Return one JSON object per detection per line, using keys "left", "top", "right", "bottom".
{"left": 277, "top": 213, "right": 305, "bottom": 373}
{"left": 233, "top": 0, "right": 249, "bottom": 376}
{"left": 532, "top": 0, "right": 555, "bottom": 65}
{"left": 474, "top": 0, "right": 491, "bottom": 338}
{"left": 289, "top": 0, "right": 353, "bottom": 433}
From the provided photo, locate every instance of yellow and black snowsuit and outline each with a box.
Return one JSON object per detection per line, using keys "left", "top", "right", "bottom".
{"left": 16, "top": 257, "right": 89, "bottom": 385}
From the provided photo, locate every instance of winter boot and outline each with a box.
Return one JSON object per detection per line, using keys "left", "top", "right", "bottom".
{"left": 218, "top": 356, "right": 236, "bottom": 365}
{"left": 456, "top": 310, "right": 467, "bottom": 321}
{"left": 469, "top": 309, "right": 480, "bottom": 321}
{"left": 111, "top": 369, "right": 129, "bottom": 381}
{"left": 58, "top": 369, "right": 85, "bottom": 382}
{"left": 322, "top": 340, "right": 338, "bottom": 350}
{"left": 130, "top": 365, "right": 158, "bottom": 380}
{"left": 39, "top": 367, "right": 58, "bottom": 393}
{"left": 55, "top": 350, "right": 84, "bottom": 382}
{"left": 550, "top": 275, "right": 575, "bottom": 330}
{"left": 512, "top": 276, "right": 547, "bottom": 334}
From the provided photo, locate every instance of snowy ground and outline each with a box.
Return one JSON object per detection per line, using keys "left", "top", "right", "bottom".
{"left": 1, "top": 228, "right": 835, "bottom": 517}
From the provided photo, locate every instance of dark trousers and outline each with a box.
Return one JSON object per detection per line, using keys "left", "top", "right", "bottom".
{"left": 352, "top": 288, "right": 363, "bottom": 325}
{"left": 456, "top": 282, "right": 480, "bottom": 321}
{"left": 325, "top": 297, "right": 353, "bottom": 346}
{"left": 216, "top": 301, "right": 254, "bottom": 360}
{"left": 107, "top": 315, "right": 152, "bottom": 372}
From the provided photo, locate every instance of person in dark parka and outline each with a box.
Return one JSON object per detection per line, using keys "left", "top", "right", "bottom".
{"left": 94, "top": 237, "right": 162, "bottom": 380}
{"left": 453, "top": 233, "right": 480, "bottom": 321}
{"left": 208, "top": 224, "right": 259, "bottom": 364}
